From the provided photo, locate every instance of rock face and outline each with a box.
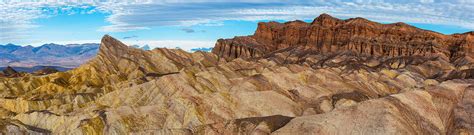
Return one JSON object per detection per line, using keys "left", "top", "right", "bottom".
{"left": 212, "top": 14, "right": 473, "bottom": 64}
{"left": 0, "top": 14, "right": 472, "bottom": 134}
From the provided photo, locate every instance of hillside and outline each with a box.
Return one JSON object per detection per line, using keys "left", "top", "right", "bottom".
{"left": 0, "top": 14, "right": 472, "bottom": 134}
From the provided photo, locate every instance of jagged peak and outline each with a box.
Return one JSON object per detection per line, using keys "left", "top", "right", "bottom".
{"left": 2, "top": 43, "right": 20, "bottom": 46}
{"left": 98, "top": 35, "right": 130, "bottom": 56}
{"left": 314, "top": 13, "right": 338, "bottom": 21}
{"left": 344, "top": 17, "right": 378, "bottom": 26}
{"left": 464, "top": 31, "right": 474, "bottom": 35}
{"left": 256, "top": 20, "right": 308, "bottom": 29}
{"left": 257, "top": 21, "right": 283, "bottom": 27}
{"left": 5, "top": 66, "right": 14, "bottom": 70}
{"left": 347, "top": 17, "right": 370, "bottom": 22}
{"left": 312, "top": 13, "right": 342, "bottom": 26}
{"left": 284, "top": 20, "right": 307, "bottom": 24}
{"left": 3, "top": 66, "right": 18, "bottom": 75}
{"left": 387, "top": 22, "right": 420, "bottom": 30}
{"left": 101, "top": 34, "right": 125, "bottom": 46}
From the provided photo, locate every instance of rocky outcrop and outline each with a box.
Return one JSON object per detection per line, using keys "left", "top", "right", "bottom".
{"left": 2, "top": 66, "right": 18, "bottom": 76}
{"left": 274, "top": 81, "right": 472, "bottom": 134}
{"left": 452, "top": 84, "right": 474, "bottom": 134}
{"left": 0, "top": 66, "right": 23, "bottom": 78}
{"left": 32, "top": 67, "right": 59, "bottom": 75}
{"left": 213, "top": 37, "right": 264, "bottom": 60}
{"left": 213, "top": 14, "right": 473, "bottom": 63}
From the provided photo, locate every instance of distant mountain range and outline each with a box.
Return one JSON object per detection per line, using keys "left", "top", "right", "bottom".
{"left": 1, "top": 43, "right": 214, "bottom": 69}
{"left": 0, "top": 66, "right": 72, "bottom": 73}
{"left": 0, "top": 43, "right": 99, "bottom": 68}
{"left": 190, "top": 47, "right": 213, "bottom": 52}
{"left": 131, "top": 44, "right": 151, "bottom": 50}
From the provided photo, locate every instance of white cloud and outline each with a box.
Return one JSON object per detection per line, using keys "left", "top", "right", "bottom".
{"left": 0, "top": 2, "right": 43, "bottom": 41}
{"left": 92, "top": 1, "right": 474, "bottom": 31}
{"left": 1, "top": 0, "right": 473, "bottom": 42}
{"left": 121, "top": 40, "right": 215, "bottom": 52}
{"left": 0, "top": 2, "right": 98, "bottom": 42}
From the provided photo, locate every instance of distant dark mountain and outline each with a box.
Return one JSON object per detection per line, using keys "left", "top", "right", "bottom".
{"left": 131, "top": 44, "right": 152, "bottom": 50}
{"left": 1, "top": 43, "right": 211, "bottom": 68}
{"left": 0, "top": 43, "right": 22, "bottom": 53}
{"left": 1, "top": 66, "right": 18, "bottom": 76}
{"left": 0, "top": 43, "right": 99, "bottom": 68}
{"left": 141, "top": 45, "right": 151, "bottom": 50}
{"left": 190, "top": 47, "right": 213, "bottom": 52}
{"left": 0, "top": 66, "right": 71, "bottom": 73}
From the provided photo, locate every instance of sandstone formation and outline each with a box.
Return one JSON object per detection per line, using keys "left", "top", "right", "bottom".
{"left": 0, "top": 14, "right": 472, "bottom": 134}
{"left": 212, "top": 14, "right": 473, "bottom": 69}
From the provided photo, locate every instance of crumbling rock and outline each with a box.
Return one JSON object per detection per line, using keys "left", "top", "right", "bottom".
{"left": 213, "top": 14, "right": 473, "bottom": 67}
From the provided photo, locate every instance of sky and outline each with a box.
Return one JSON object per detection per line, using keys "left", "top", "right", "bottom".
{"left": 0, "top": 0, "right": 473, "bottom": 51}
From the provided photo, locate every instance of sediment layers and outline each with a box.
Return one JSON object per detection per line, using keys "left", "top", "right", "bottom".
{"left": 213, "top": 14, "right": 473, "bottom": 63}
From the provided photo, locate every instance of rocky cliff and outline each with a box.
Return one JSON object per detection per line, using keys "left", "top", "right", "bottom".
{"left": 212, "top": 14, "right": 473, "bottom": 64}
{"left": 0, "top": 15, "right": 472, "bottom": 134}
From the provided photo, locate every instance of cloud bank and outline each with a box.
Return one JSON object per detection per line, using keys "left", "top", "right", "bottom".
{"left": 1, "top": 0, "right": 473, "bottom": 41}
{"left": 121, "top": 40, "right": 215, "bottom": 52}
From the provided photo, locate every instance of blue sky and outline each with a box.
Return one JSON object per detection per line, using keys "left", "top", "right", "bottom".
{"left": 1, "top": 1, "right": 473, "bottom": 51}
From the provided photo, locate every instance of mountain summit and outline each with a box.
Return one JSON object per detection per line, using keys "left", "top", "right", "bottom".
{"left": 0, "top": 43, "right": 99, "bottom": 68}
{"left": 2, "top": 66, "right": 18, "bottom": 76}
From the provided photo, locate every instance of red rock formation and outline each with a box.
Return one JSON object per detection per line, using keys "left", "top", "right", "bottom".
{"left": 213, "top": 37, "right": 263, "bottom": 60}
{"left": 212, "top": 13, "right": 473, "bottom": 61}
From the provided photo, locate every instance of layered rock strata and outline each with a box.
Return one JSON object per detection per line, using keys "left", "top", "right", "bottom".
{"left": 212, "top": 14, "right": 473, "bottom": 66}
{"left": 0, "top": 14, "right": 472, "bottom": 134}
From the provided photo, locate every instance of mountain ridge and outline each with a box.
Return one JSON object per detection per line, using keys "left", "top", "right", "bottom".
{"left": 0, "top": 43, "right": 213, "bottom": 68}
{"left": 213, "top": 14, "right": 473, "bottom": 62}
{"left": 0, "top": 43, "right": 99, "bottom": 68}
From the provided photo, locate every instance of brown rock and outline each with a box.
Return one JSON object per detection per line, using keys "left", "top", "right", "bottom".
{"left": 213, "top": 14, "right": 473, "bottom": 63}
